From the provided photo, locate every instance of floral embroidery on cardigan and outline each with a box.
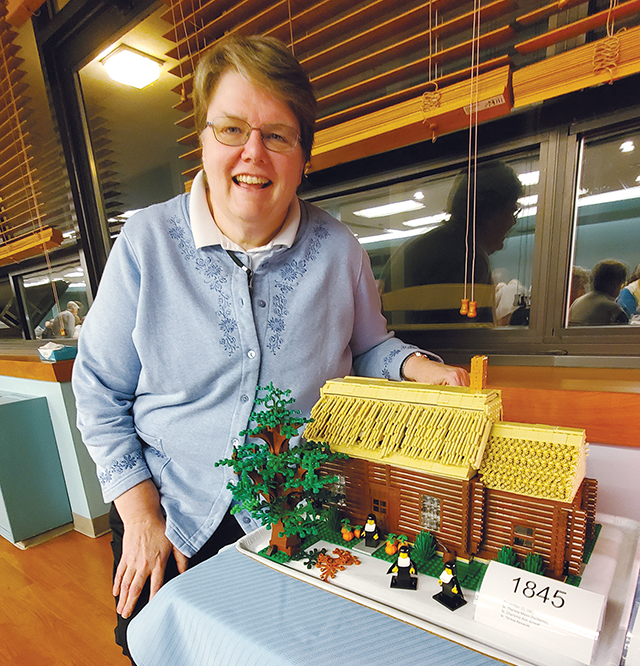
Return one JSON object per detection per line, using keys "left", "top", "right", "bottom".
{"left": 98, "top": 451, "right": 144, "bottom": 486}
{"left": 169, "top": 218, "right": 239, "bottom": 355}
{"left": 381, "top": 347, "right": 413, "bottom": 380}
{"left": 267, "top": 223, "right": 328, "bottom": 353}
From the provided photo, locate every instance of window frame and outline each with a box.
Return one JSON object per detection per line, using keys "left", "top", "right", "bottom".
{"left": 303, "top": 104, "right": 640, "bottom": 363}
{"left": 512, "top": 524, "right": 535, "bottom": 550}
{"left": 420, "top": 493, "right": 442, "bottom": 532}
{"left": 550, "top": 113, "right": 640, "bottom": 357}
{"left": 33, "top": 0, "right": 158, "bottom": 298}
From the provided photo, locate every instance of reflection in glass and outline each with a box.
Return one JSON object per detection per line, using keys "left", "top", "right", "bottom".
{"left": 311, "top": 152, "right": 539, "bottom": 330}
{"left": 0, "top": 278, "right": 21, "bottom": 338}
{"left": 569, "top": 129, "right": 640, "bottom": 326}
{"left": 77, "top": 7, "right": 185, "bottom": 239}
{"left": 21, "top": 261, "right": 88, "bottom": 339}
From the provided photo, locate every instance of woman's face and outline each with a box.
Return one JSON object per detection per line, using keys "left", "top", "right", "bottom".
{"left": 201, "top": 70, "right": 306, "bottom": 247}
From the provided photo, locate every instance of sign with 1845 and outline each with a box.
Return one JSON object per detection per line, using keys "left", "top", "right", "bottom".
{"left": 475, "top": 561, "right": 606, "bottom": 664}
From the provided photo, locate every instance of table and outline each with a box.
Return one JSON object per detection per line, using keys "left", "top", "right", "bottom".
{"left": 127, "top": 449, "right": 640, "bottom": 666}
{"left": 128, "top": 544, "right": 505, "bottom": 666}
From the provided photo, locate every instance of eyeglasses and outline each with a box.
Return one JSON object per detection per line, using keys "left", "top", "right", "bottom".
{"left": 206, "top": 117, "right": 301, "bottom": 154}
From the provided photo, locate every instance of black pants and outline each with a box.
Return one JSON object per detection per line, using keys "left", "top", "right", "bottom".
{"left": 109, "top": 503, "right": 245, "bottom": 664}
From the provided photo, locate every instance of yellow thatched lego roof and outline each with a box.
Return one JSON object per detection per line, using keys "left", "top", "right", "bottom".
{"left": 306, "top": 377, "right": 588, "bottom": 500}
{"left": 304, "top": 377, "right": 502, "bottom": 480}
{"left": 479, "top": 422, "right": 587, "bottom": 502}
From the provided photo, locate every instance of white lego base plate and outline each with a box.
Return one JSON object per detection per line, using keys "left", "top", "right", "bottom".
{"left": 237, "top": 514, "right": 640, "bottom": 666}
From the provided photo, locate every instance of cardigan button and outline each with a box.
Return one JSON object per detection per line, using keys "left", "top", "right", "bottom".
{"left": 257, "top": 299, "right": 266, "bottom": 308}
{"left": 247, "top": 350, "right": 256, "bottom": 359}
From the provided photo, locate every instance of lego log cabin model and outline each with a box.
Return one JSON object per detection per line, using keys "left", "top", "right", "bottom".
{"left": 218, "top": 357, "right": 597, "bottom": 607}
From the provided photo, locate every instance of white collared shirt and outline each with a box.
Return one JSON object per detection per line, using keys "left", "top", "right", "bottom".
{"left": 189, "top": 170, "right": 300, "bottom": 271}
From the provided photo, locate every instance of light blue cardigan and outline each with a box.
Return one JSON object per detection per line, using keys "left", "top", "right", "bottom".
{"left": 72, "top": 194, "right": 429, "bottom": 556}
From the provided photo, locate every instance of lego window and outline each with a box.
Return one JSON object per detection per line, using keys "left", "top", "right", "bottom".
{"left": 513, "top": 525, "right": 535, "bottom": 549}
{"left": 312, "top": 151, "right": 539, "bottom": 330}
{"left": 328, "top": 474, "right": 347, "bottom": 506}
{"left": 372, "top": 497, "right": 387, "bottom": 515}
{"left": 567, "top": 128, "right": 640, "bottom": 327}
{"left": 420, "top": 494, "right": 441, "bottom": 532}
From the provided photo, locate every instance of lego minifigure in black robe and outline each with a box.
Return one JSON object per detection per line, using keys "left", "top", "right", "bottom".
{"left": 361, "top": 513, "right": 381, "bottom": 548}
{"left": 433, "top": 552, "right": 467, "bottom": 610}
{"left": 387, "top": 545, "right": 418, "bottom": 590}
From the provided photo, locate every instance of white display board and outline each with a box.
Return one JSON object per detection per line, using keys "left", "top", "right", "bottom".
{"left": 239, "top": 514, "right": 640, "bottom": 666}
{"left": 475, "top": 562, "right": 605, "bottom": 664}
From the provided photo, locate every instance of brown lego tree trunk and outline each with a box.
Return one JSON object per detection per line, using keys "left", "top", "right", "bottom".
{"left": 270, "top": 519, "right": 301, "bottom": 556}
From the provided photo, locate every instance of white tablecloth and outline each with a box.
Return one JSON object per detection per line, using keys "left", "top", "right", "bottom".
{"left": 128, "top": 544, "right": 504, "bottom": 666}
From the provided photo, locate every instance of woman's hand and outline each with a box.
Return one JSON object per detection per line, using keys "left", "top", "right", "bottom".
{"left": 402, "top": 355, "right": 470, "bottom": 387}
{"left": 113, "top": 480, "right": 188, "bottom": 619}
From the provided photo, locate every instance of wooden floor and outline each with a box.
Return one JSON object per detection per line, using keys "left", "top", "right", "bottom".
{"left": 0, "top": 529, "right": 130, "bottom": 665}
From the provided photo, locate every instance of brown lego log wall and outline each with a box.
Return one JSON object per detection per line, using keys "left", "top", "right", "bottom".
{"left": 478, "top": 488, "right": 565, "bottom": 577}
{"left": 391, "top": 467, "right": 471, "bottom": 559}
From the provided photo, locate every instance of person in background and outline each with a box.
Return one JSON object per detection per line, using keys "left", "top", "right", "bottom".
{"left": 380, "top": 160, "right": 524, "bottom": 325}
{"left": 569, "top": 259, "right": 628, "bottom": 325}
{"left": 569, "top": 265, "right": 591, "bottom": 306}
{"left": 71, "top": 35, "right": 469, "bottom": 663}
{"left": 50, "top": 300, "right": 81, "bottom": 337}
{"left": 617, "top": 263, "right": 640, "bottom": 320}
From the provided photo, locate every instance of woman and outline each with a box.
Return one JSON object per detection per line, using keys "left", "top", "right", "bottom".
{"left": 72, "top": 35, "right": 468, "bottom": 660}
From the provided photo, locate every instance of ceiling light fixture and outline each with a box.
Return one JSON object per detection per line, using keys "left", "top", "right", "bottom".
{"left": 517, "top": 171, "right": 540, "bottom": 187}
{"left": 517, "top": 195, "right": 538, "bottom": 207}
{"left": 358, "top": 227, "right": 431, "bottom": 245}
{"left": 577, "top": 185, "right": 640, "bottom": 206}
{"left": 402, "top": 212, "right": 450, "bottom": 228}
{"left": 620, "top": 140, "right": 635, "bottom": 153}
{"left": 101, "top": 45, "right": 163, "bottom": 89}
{"left": 353, "top": 200, "right": 425, "bottom": 218}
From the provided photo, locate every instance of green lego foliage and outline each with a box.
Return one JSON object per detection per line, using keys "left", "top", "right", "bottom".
{"left": 397, "top": 534, "right": 409, "bottom": 547}
{"left": 412, "top": 530, "right": 437, "bottom": 566}
{"left": 496, "top": 545, "right": 519, "bottom": 567}
{"left": 522, "top": 552, "right": 545, "bottom": 575}
{"left": 240, "top": 383, "right": 306, "bottom": 440}
{"left": 325, "top": 505, "right": 343, "bottom": 533}
{"left": 216, "top": 384, "right": 347, "bottom": 545}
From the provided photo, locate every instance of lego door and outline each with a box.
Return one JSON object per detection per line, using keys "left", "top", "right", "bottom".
{"left": 368, "top": 485, "right": 398, "bottom": 533}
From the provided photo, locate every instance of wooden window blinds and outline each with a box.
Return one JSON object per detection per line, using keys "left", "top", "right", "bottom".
{"left": 0, "top": 3, "right": 75, "bottom": 268}
{"left": 158, "top": 0, "right": 640, "bottom": 180}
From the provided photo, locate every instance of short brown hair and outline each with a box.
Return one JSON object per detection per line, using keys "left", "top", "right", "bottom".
{"left": 193, "top": 35, "right": 316, "bottom": 162}
{"left": 593, "top": 259, "right": 627, "bottom": 293}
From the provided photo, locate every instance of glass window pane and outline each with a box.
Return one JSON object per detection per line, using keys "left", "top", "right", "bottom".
{"left": 568, "top": 129, "right": 640, "bottom": 327}
{"left": 0, "top": 278, "right": 22, "bottom": 339}
{"left": 312, "top": 151, "right": 539, "bottom": 330}
{"left": 77, "top": 7, "right": 186, "bottom": 240}
{"left": 420, "top": 494, "right": 441, "bottom": 531}
{"left": 21, "top": 261, "right": 88, "bottom": 339}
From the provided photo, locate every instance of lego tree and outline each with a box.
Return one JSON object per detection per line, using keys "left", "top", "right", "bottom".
{"left": 216, "top": 383, "right": 347, "bottom": 556}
